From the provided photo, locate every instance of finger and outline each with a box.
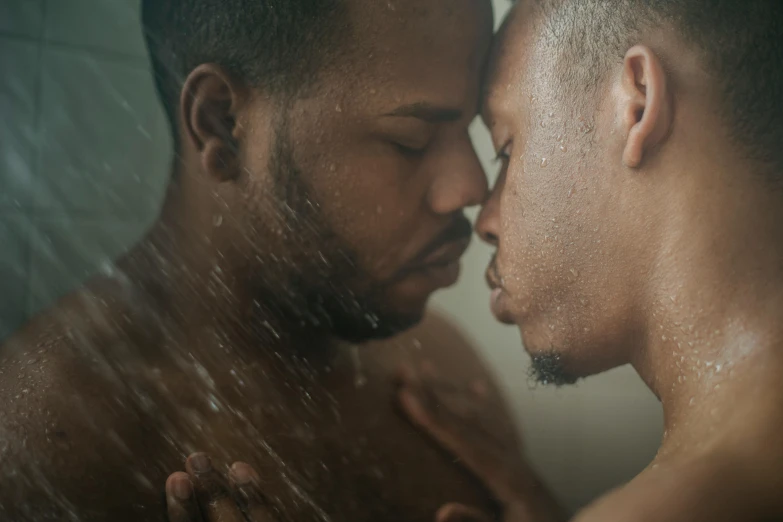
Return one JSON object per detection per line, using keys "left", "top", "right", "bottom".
{"left": 185, "top": 453, "right": 246, "bottom": 522}
{"left": 470, "top": 379, "right": 490, "bottom": 399}
{"left": 229, "top": 461, "right": 275, "bottom": 522}
{"left": 419, "top": 360, "right": 439, "bottom": 380}
{"left": 435, "top": 503, "right": 492, "bottom": 522}
{"left": 399, "top": 388, "right": 513, "bottom": 500}
{"left": 407, "top": 378, "right": 512, "bottom": 446}
{"left": 166, "top": 472, "right": 202, "bottom": 522}
{"left": 394, "top": 363, "right": 418, "bottom": 388}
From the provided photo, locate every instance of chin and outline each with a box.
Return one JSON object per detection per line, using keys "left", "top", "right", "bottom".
{"left": 518, "top": 323, "right": 583, "bottom": 386}
{"left": 522, "top": 323, "right": 628, "bottom": 385}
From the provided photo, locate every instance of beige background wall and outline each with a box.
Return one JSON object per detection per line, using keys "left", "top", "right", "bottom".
{"left": 0, "top": 0, "right": 662, "bottom": 513}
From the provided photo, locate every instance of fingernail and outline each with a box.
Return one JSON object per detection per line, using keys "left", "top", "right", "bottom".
{"left": 230, "top": 462, "right": 255, "bottom": 486}
{"left": 189, "top": 453, "right": 211, "bottom": 473}
{"left": 171, "top": 475, "right": 192, "bottom": 500}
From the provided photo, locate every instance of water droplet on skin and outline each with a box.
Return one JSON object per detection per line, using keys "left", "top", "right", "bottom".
{"left": 689, "top": 397, "right": 695, "bottom": 406}
{"left": 212, "top": 214, "right": 223, "bottom": 227}
{"left": 350, "top": 346, "right": 368, "bottom": 388}
{"left": 570, "top": 268, "right": 579, "bottom": 278}
{"left": 540, "top": 157, "right": 548, "bottom": 168}
{"left": 335, "top": 104, "right": 343, "bottom": 112}
{"left": 662, "top": 335, "right": 668, "bottom": 341}
{"left": 677, "top": 375, "right": 684, "bottom": 384}
{"left": 549, "top": 324, "right": 555, "bottom": 331}
{"left": 559, "top": 145, "right": 567, "bottom": 152}
{"left": 412, "top": 339, "right": 422, "bottom": 350}
{"left": 567, "top": 186, "right": 575, "bottom": 198}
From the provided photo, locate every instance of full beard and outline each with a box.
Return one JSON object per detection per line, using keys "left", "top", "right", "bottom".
{"left": 244, "top": 118, "right": 420, "bottom": 345}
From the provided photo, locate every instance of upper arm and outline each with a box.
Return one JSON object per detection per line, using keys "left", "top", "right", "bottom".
{"left": 0, "top": 347, "right": 172, "bottom": 521}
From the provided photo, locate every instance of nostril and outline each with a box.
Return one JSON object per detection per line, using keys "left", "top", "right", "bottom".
{"left": 482, "top": 231, "right": 499, "bottom": 245}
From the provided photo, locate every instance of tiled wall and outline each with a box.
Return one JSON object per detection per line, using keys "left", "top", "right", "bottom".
{"left": 0, "top": 0, "right": 662, "bottom": 513}
{"left": 0, "top": 0, "right": 171, "bottom": 339}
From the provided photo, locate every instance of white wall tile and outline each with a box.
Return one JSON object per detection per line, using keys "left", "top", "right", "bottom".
{"left": 0, "top": 0, "right": 45, "bottom": 38}
{"left": 36, "top": 47, "right": 171, "bottom": 221}
{"left": 44, "top": 0, "right": 147, "bottom": 57}
{"left": 0, "top": 38, "right": 40, "bottom": 211}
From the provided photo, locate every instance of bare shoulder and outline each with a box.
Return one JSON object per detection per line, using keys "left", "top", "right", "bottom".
{"left": 365, "top": 308, "right": 495, "bottom": 385}
{"left": 0, "top": 312, "right": 171, "bottom": 521}
{"left": 574, "top": 451, "right": 783, "bottom": 522}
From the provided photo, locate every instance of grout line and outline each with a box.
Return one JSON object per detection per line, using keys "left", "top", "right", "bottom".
{"left": 0, "top": 34, "right": 149, "bottom": 70}
{"left": 41, "top": 40, "right": 150, "bottom": 69}
{"left": 25, "top": 0, "right": 49, "bottom": 319}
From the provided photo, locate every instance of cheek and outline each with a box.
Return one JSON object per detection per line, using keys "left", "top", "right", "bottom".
{"left": 498, "top": 160, "right": 588, "bottom": 307}
{"left": 301, "top": 152, "right": 430, "bottom": 274}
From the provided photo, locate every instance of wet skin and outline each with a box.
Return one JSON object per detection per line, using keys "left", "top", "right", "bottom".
{"left": 0, "top": 0, "right": 512, "bottom": 520}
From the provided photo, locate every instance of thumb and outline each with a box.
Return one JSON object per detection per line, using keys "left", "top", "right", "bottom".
{"left": 436, "top": 503, "right": 493, "bottom": 522}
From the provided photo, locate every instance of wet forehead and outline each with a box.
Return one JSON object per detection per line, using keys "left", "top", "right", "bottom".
{"left": 341, "top": 0, "right": 493, "bottom": 105}
{"left": 482, "top": 2, "right": 538, "bottom": 123}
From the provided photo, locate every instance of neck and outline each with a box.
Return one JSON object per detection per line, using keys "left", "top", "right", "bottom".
{"left": 630, "top": 169, "right": 783, "bottom": 458}
{"left": 111, "top": 201, "right": 339, "bottom": 376}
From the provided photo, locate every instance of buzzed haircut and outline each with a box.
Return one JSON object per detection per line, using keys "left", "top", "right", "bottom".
{"left": 141, "top": 0, "right": 346, "bottom": 147}
{"left": 528, "top": 0, "right": 783, "bottom": 181}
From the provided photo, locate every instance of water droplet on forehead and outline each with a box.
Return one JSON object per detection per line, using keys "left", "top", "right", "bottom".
{"left": 540, "top": 157, "right": 548, "bottom": 168}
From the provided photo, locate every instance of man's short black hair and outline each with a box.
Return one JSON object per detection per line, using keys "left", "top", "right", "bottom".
{"left": 528, "top": 0, "right": 783, "bottom": 181}
{"left": 141, "top": 0, "right": 346, "bottom": 146}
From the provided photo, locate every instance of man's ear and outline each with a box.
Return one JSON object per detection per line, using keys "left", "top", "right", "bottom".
{"left": 615, "top": 45, "right": 673, "bottom": 169}
{"left": 180, "top": 64, "right": 245, "bottom": 182}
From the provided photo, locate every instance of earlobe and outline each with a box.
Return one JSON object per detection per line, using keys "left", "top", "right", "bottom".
{"left": 619, "top": 45, "right": 673, "bottom": 169}
{"left": 180, "top": 64, "right": 243, "bottom": 182}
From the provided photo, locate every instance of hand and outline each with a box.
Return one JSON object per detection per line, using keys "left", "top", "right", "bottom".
{"left": 166, "top": 452, "right": 276, "bottom": 522}
{"left": 397, "top": 363, "right": 566, "bottom": 522}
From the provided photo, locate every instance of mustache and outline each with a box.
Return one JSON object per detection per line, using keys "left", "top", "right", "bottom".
{"left": 410, "top": 214, "right": 473, "bottom": 266}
